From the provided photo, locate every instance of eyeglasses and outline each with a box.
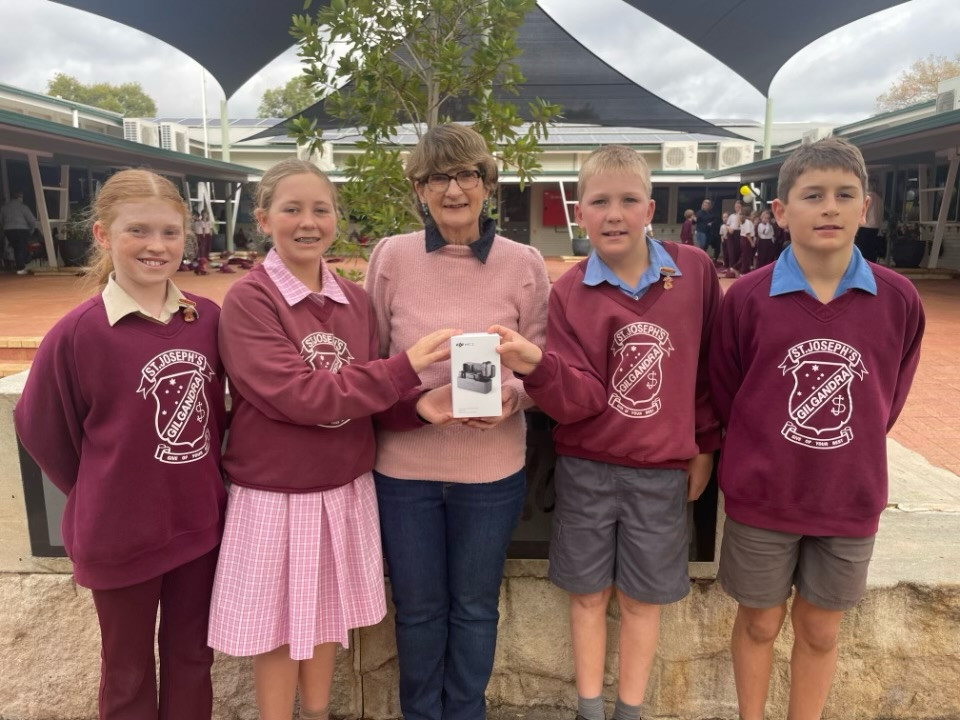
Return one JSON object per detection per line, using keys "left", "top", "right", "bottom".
{"left": 422, "top": 170, "right": 483, "bottom": 192}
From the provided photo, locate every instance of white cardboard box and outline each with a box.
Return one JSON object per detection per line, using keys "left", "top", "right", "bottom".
{"left": 450, "top": 333, "right": 502, "bottom": 418}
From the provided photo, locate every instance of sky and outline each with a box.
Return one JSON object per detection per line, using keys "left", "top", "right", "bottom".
{"left": 1, "top": 0, "right": 959, "bottom": 126}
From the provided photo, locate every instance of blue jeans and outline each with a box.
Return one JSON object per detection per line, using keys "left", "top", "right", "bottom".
{"left": 694, "top": 230, "right": 708, "bottom": 250}
{"left": 374, "top": 469, "right": 526, "bottom": 720}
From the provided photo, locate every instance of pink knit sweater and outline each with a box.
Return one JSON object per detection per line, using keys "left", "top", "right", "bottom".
{"left": 365, "top": 230, "right": 550, "bottom": 483}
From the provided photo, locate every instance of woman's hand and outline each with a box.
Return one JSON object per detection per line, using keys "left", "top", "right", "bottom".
{"left": 462, "top": 385, "right": 519, "bottom": 430}
{"left": 488, "top": 324, "right": 542, "bottom": 375}
{"left": 406, "top": 328, "right": 461, "bottom": 373}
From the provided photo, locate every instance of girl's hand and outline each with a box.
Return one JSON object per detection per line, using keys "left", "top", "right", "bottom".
{"left": 463, "top": 385, "right": 519, "bottom": 430}
{"left": 415, "top": 384, "right": 461, "bottom": 426}
{"left": 687, "top": 452, "right": 713, "bottom": 501}
{"left": 406, "top": 328, "right": 461, "bottom": 373}
{"left": 488, "top": 324, "right": 542, "bottom": 375}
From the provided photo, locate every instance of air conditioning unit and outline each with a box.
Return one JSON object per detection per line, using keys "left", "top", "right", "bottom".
{"left": 159, "top": 122, "right": 190, "bottom": 153}
{"left": 935, "top": 76, "right": 960, "bottom": 113}
{"left": 716, "top": 141, "right": 756, "bottom": 170}
{"left": 123, "top": 119, "right": 159, "bottom": 147}
{"left": 801, "top": 127, "right": 831, "bottom": 145}
{"left": 661, "top": 141, "right": 698, "bottom": 171}
{"left": 295, "top": 141, "right": 336, "bottom": 170}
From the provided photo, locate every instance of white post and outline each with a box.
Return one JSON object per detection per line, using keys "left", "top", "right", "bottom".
{"left": 763, "top": 97, "right": 773, "bottom": 160}
{"left": 27, "top": 153, "right": 58, "bottom": 269}
{"left": 927, "top": 152, "right": 958, "bottom": 269}
{"left": 219, "top": 100, "right": 231, "bottom": 163}
{"left": 201, "top": 69, "right": 210, "bottom": 159}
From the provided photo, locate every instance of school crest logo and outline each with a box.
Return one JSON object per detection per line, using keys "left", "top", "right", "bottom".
{"left": 609, "top": 321, "right": 674, "bottom": 418}
{"left": 301, "top": 332, "right": 355, "bottom": 428}
{"left": 778, "top": 338, "right": 868, "bottom": 450}
{"left": 138, "top": 350, "right": 215, "bottom": 464}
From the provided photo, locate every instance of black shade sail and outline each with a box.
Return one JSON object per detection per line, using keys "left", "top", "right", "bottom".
{"left": 247, "top": 5, "right": 742, "bottom": 140}
{"left": 621, "top": 0, "right": 910, "bottom": 96}
{"left": 50, "top": 0, "right": 316, "bottom": 99}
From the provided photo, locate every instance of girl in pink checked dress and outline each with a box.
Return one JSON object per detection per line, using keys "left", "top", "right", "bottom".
{"left": 207, "top": 159, "right": 456, "bottom": 720}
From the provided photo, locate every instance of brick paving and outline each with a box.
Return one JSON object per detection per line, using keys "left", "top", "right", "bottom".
{"left": 1, "top": 259, "right": 957, "bottom": 477}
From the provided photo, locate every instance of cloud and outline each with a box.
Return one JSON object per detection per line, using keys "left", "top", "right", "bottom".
{"left": 3, "top": 0, "right": 959, "bottom": 124}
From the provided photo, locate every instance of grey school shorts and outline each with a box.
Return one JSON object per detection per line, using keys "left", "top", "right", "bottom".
{"left": 548, "top": 456, "right": 690, "bottom": 604}
{"left": 718, "top": 517, "right": 876, "bottom": 611}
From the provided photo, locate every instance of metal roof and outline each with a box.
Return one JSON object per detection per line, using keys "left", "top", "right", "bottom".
{"left": 0, "top": 109, "right": 260, "bottom": 181}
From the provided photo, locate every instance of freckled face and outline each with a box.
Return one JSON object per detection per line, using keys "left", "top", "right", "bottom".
{"left": 93, "top": 198, "right": 185, "bottom": 295}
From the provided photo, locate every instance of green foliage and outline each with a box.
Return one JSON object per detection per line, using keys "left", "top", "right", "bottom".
{"left": 47, "top": 73, "right": 157, "bottom": 117}
{"left": 289, "top": 0, "right": 559, "bottom": 241}
{"left": 257, "top": 75, "right": 319, "bottom": 118}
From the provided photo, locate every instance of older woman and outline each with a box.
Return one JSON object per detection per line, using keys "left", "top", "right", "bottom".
{"left": 365, "top": 123, "right": 549, "bottom": 720}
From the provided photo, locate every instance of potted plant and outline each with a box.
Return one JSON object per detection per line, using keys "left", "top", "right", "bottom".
{"left": 890, "top": 220, "right": 924, "bottom": 268}
{"left": 61, "top": 209, "right": 93, "bottom": 267}
{"left": 572, "top": 226, "right": 590, "bottom": 256}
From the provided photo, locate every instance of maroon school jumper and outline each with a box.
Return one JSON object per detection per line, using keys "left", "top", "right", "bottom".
{"left": 218, "top": 263, "right": 423, "bottom": 493}
{"left": 15, "top": 293, "right": 226, "bottom": 720}
{"left": 709, "top": 264, "right": 924, "bottom": 536}
{"left": 523, "top": 242, "right": 721, "bottom": 467}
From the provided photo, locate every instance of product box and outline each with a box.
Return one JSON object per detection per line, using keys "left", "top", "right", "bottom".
{"left": 450, "top": 333, "right": 502, "bottom": 418}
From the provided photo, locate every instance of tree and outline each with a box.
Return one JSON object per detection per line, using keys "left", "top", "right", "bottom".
{"left": 289, "top": 0, "right": 558, "bottom": 245}
{"left": 876, "top": 54, "right": 960, "bottom": 112}
{"left": 257, "top": 76, "right": 319, "bottom": 118}
{"left": 47, "top": 73, "right": 157, "bottom": 117}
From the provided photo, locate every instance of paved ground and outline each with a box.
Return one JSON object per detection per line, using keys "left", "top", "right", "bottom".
{"left": 1, "top": 258, "right": 957, "bottom": 477}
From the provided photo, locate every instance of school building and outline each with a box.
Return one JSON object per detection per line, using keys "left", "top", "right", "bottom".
{"left": 2, "top": 78, "right": 960, "bottom": 719}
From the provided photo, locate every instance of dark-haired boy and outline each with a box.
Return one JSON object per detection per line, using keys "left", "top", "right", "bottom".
{"left": 709, "top": 137, "right": 924, "bottom": 720}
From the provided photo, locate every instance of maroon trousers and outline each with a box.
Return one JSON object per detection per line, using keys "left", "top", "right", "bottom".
{"left": 738, "top": 236, "right": 756, "bottom": 274}
{"left": 756, "top": 238, "right": 777, "bottom": 268}
{"left": 90, "top": 547, "right": 218, "bottom": 720}
{"left": 723, "top": 230, "right": 741, "bottom": 271}
{"left": 196, "top": 234, "right": 212, "bottom": 260}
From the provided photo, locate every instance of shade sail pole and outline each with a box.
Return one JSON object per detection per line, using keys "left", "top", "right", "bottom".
{"left": 763, "top": 96, "right": 773, "bottom": 160}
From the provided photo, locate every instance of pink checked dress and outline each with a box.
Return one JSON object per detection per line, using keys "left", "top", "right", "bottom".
{"left": 207, "top": 253, "right": 386, "bottom": 660}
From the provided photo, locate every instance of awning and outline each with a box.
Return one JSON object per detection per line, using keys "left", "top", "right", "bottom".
{"left": 247, "top": 5, "right": 742, "bottom": 141}
{"left": 621, "top": 0, "right": 910, "bottom": 96}
{"left": 0, "top": 109, "right": 259, "bottom": 182}
{"left": 50, "top": 0, "right": 312, "bottom": 99}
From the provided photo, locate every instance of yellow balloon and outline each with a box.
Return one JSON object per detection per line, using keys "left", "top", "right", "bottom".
{"left": 740, "top": 185, "right": 751, "bottom": 195}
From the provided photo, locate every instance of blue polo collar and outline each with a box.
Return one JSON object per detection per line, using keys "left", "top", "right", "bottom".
{"left": 583, "top": 236, "right": 682, "bottom": 298}
{"left": 770, "top": 244, "right": 877, "bottom": 299}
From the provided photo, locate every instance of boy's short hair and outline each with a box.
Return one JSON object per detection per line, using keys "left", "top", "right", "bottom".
{"left": 578, "top": 145, "right": 652, "bottom": 199}
{"left": 778, "top": 137, "right": 868, "bottom": 202}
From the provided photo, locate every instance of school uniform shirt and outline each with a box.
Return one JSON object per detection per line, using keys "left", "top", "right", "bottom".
{"left": 522, "top": 240, "right": 722, "bottom": 468}
{"left": 740, "top": 218, "right": 755, "bottom": 240}
{"left": 14, "top": 282, "right": 226, "bottom": 590}
{"left": 757, "top": 221, "right": 775, "bottom": 241}
{"left": 218, "top": 251, "right": 422, "bottom": 494}
{"left": 709, "top": 245, "right": 924, "bottom": 537}
{"left": 726, "top": 213, "right": 742, "bottom": 231}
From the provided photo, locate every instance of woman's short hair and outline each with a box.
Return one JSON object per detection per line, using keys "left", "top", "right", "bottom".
{"left": 405, "top": 124, "right": 498, "bottom": 191}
